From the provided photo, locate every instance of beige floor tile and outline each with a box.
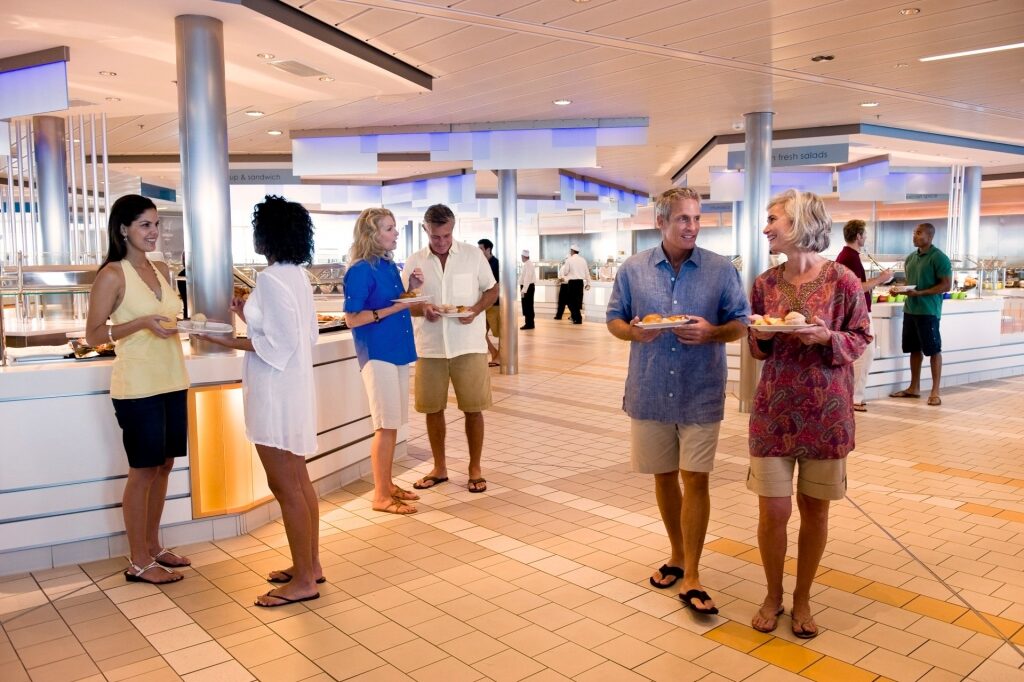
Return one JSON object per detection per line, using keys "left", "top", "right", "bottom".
{"left": 325, "top": 604, "right": 390, "bottom": 635}
{"left": 573, "top": 660, "right": 649, "bottom": 682}
{"left": 856, "top": 647, "right": 932, "bottom": 682}
{"left": 227, "top": 633, "right": 297, "bottom": 667}
{"left": 249, "top": 652, "right": 323, "bottom": 682}
{"left": 633, "top": 652, "right": 709, "bottom": 682}
{"left": 131, "top": 608, "right": 195, "bottom": 636}
{"left": 80, "top": 628, "right": 152, "bottom": 661}
{"left": 439, "top": 630, "right": 507, "bottom": 664}
{"left": 162, "top": 640, "right": 233, "bottom": 676}
{"left": 0, "top": 660, "right": 31, "bottom": 682}
{"left": 351, "top": 621, "right": 419, "bottom": 653}
{"left": 290, "top": 628, "right": 358, "bottom": 659}
{"left": 316, "top": 644, "right": 386, "bottom": 680}
{"left": 408, "top": 656, "right": 485, "bottom": 682}
{"left": 910, "top": 640, "right": 984, "bottom": 676}
{"left": 592, "top": 632, "right": 662, "bottom": 669}
{"left": 7, "top": 619, "right": 73, "bottom": 648}
{"left": 520, "top": 603, "right": 582, "bottom": 630}
{"left": 466, "top": 609, "right": 530, "bottom": 638}
{"left": 24, "top": 653, "right": 100, "bottom": 682}
{"left": 498, "top": 624, "right": 567, "bottom": 657}
{"left": 16, "top": 633, "right": 85, "bottom": 669}
{"left": 535, "top": 642, "right": 606, "bottom": 677}
{"left": 693, "top": 645, "right": 767, "bottom": 681}
{"left": 147, "top": 623, "right": 214, "bottom": 654}
{"left": 472, "top": 648, "right": 545, "bottom": 682}
{"left": 553, "top": 618, "right": 619, "bottom": 648}
{"left": 408, "top": 614, "right": 476, "bottom": 645}
{"left": 378, "top": 636, "right": 448, "bottom": 673}
{"left": 181, "top": 660, "right": 256, "bottom": 682}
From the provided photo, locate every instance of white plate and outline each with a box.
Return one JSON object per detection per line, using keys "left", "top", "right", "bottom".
{"left": 392, "top": 295, "right": 431, "bottom": 304}
{"left": 178, "top": 321, "right": 234, "bottom": 334}
{"left": 751, "top": 324, "right": 813, "bottom": 333}
{"left": 890, "top": 285, "right": 916, "bottom": 293}
{"left": 636, "top": 318, "right": 697, "bottom": 329}
{"left": 438, "top": 311, "right": 472, "bottom": 318}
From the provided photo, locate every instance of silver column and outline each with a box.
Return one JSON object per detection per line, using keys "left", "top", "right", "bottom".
{"left": 731, "top": 201, "right": 742, "bottom": 257}
{"left": 960, "top": 166, "right": 982, "bottom": 260}
{"left": 176, "top": 15, "right": 233, "bottom": 355}
{"left": 738, "top": 111, "right": 773, "bottom": 413}
{"left": 32, "top": 116, "right": 70, "bottom": 265}
{"left": 497, "top": 169, "right": 518, "bottom": 375}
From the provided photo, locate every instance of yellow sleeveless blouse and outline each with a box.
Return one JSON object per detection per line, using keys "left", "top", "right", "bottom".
{"left": 109, "top": 260, "right": 189, "bottom": 399}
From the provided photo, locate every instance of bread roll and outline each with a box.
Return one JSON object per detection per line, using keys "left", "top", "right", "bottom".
{"left": 784, "top": 311, "right": 806, "bottom": 325}
{"left": 641, "top": 314, "right": 663, "bottom": 324}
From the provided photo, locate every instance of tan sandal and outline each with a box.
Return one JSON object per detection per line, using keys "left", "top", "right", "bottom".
{"left": 391, "top": 485, "right": 420, "bottom": 501}
{"left": 373, "top": 499, "right": 417, "bottom": 515}
{"left": 125, "top": 560, "right": 183, "bottom": 584}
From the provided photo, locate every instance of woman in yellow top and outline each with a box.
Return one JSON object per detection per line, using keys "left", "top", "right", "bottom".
{"left": 86, "top": 194, "right": 191, "bottom": 584}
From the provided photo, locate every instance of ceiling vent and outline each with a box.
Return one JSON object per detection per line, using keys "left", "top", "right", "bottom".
{"left": 267, "top": 60, "right": 326, "bottom": 78}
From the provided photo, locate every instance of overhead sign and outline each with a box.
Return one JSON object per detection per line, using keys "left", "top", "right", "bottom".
{"left": 229, "top": 168, "right": 302, "bottom": 185}
{"left": 727, "top": 144, "right": 849, "bottom": 169}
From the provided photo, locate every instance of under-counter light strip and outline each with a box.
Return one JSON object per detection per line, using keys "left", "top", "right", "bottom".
{"left": 920, "top": 41, "right": 1024, "bottom": 62}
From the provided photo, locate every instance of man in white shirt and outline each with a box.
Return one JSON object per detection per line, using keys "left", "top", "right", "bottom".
{"left": 562, "top": 244, "right": 591, "bottom": 324}
{"left": 404, "top": 204, "right": 498, "bottom": 494}
{"left": 518, "top": 249, "right": 536, "bottom": 330}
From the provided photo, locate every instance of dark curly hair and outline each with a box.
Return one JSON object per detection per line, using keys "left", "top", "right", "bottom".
{"left": 252, "top": 195, "right": 314, "bottom": 265}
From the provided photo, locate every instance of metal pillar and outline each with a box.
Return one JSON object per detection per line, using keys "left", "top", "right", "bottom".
{"left": 176, "top": 15, "right": 233, "bottom": 354}
{"left": 731, "top": 201, "right": 742, "bottom": 257}
{"left": 497, "top": 169, "right": 518, "bottom": 375}
{"left": 961, "top": 166, "right": 982, "bottom": 260}
{"left": 738, "top": 111, "right": 773, "bottom": 413}
{"left": 32, "top": 116, "right": 69, "bottom": 265}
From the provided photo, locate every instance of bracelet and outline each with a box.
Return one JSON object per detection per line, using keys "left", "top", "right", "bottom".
{"left": 107, "top": 325, "right": 116, "bottom": 343}
{"left": 372, "top": 310, "right": 381, "bottom": 323}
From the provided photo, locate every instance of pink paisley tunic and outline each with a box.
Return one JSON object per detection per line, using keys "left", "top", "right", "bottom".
{"left": 748, "top": 261, "right": 871, "bottom": 460}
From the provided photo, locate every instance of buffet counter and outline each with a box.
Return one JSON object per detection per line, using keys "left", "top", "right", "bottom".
{"left": 532, "top": 280, "right": 614, "bottom": 321}
{"left": 0, "top": 330, "right": 395, "bottom": 575}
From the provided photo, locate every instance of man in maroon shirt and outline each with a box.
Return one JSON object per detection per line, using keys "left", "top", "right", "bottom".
{"left": 835, "top": 220, "right": 893, "bottom": 411}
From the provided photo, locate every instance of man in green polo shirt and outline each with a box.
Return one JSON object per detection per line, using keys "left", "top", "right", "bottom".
{"left": 889, "top": 222, "right": 952, "bottom": 406}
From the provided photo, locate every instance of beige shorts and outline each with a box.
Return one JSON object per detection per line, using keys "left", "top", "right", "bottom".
{"left": 485, "top": 306, "right": 501, "bottom": 336}
{"left": 414, "top": 354, "right": 492, "bottom": 414}
{"left": 361, "top": 360, "right": 410, "bottom": 430}
{"left": 746, "top": 456, "right": 847, "bottom": 501}
{"left": 630, "top": 419, "right": 721, "bottom": 474}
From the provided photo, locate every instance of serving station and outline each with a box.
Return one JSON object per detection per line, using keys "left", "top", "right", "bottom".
{"left": 0, "top": 328, "right": 399, "bottom": 574}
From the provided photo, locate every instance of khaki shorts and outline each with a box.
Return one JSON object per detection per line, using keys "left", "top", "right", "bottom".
{"left": 746, "top": 456, "right": 847, "bottom": 501}
{"left": 630, "top": 419, "right": 721, "bottom": 474}
{"left": 414, "top": 354, "right": 492, "bottom": 414}
{"left": 485, "top": 306, "right": 501, "bottom": 337}
{"left": 361, "top": 360, "right": 410, "bottom": 430}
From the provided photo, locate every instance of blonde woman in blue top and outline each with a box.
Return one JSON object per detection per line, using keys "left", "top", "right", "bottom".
{"left": 344, "top": 208, "right": 421, "bottom": 514}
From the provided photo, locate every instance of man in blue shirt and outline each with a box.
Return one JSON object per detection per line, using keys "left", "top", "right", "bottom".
{"left": 607, "top": 187, "right": 749, "bottom": 615}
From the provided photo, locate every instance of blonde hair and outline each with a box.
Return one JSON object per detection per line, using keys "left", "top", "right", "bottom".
{"left": 768, "top": 189, "right": 832, "bottom": 253}
{"left": 655, "top": 187, "right": 701, "bottom": 224}
{"left": 349, "top": 208, "right": 396, "bottom": 264}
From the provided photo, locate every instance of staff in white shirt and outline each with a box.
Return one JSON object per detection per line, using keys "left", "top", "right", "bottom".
{"left": 561, "top": 244, "right": 592, "bottom": 324}
{"left": 403, "top": 204, "right": 498, "bottom": 494}
{"left": 518, "top": 249, "right": 537, "bottom": 330}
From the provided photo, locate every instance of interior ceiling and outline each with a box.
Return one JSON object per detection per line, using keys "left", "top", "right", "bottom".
{"left": 4, "top": 0, "right": 1024, "bottom": 198}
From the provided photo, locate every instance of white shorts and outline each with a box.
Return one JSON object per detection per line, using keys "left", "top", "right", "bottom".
{"left": 361, "top": 360, "right": 410, "bottom": 430}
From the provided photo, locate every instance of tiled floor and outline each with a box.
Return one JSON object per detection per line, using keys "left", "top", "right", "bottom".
{"left": 3, "top": 318, "right": 1024, "bottom": 681}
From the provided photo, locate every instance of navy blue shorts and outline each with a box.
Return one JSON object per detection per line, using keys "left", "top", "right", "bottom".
{"left": 111, "top": 390, "right": 188, "bottom": 468}
{"left": 902, "top": 313, "right": 942, "bottom": 356}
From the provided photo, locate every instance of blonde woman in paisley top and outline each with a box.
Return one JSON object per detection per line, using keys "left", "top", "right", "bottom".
{"left": 746, "top": 189, "right": 871, "bottom": 639}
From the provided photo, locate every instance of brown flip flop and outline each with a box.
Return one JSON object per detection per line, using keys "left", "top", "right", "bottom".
{"left": 468, "top": 478, "right": 487, "bottom": 493}
{"left": 927, "top": 396, "right": 942, "bottom": 406}
{"left": 889, "top": 390, "right": 920, "bottom": 399}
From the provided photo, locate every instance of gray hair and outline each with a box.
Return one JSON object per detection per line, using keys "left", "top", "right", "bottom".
{"left": 768, "top": 189, "right": 832, "bottom": 253}
{"left": 655, "top": 187, "right": 702, "bottom": 224}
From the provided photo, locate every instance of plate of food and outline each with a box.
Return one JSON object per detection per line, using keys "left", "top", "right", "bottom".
{"left": 392, "top": 289, "right": 431, "bottom": 304}
{"left": 889, "top": 284, "right": 916, "bottom": 294}
{"left": 178, "top": 315, "right": 234, "bottom": 334}
{"left": 636, "top": 314, "right": 697, "bottom": 329}
{"left": 436, "top": 304, "right": 472, "bottom": 318}
{"left": 750, "top": 312, "right": 813, "bottom": 333}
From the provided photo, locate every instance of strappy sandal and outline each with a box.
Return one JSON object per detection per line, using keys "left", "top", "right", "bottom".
{"left": 373, "top": 499, "right": 417, "bottom": 515}
{"left": 391, "top": 485, "right": 420, "bottom": 501}
{"left": 125, "top": 560, "right": 183, "bottom": 584}
{"left": 153, "top": 548, "right": 191, "bottom": 568}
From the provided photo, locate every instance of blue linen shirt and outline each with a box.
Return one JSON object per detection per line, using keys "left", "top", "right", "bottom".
{"left": 606, "top": 246, "right": 750, "bottom": 424}
{"left": 343, "top": 258, "right": 417, "bottom": 368}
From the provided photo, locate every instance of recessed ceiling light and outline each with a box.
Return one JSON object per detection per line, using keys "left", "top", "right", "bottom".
{"left": 245, "top": 110, "right": 265, "bottom": 117}
{"left": 810, "top": 54, "right": 834, "bottom": 62}
{"left": 571, "top": 0, "right": 591, "bottom": 3}
{"left": 256, "top": 53, "right": 275, "bottom": 60}
{"left": 553, "top": 98, "right": 572, "bottom": 106}
{"left": 318, "top": 76, "right": 335, "bottom": 82}
{"left": 920, "top": 41, "right": 1024, "bottom": 62}
{"left": 105, "top": 97, "right": 121, "bottom": 103}
{"left": 898, "top": 7, "right": 921, "bottom": 15}
{"left": 267, "top": 130, "right": 283, "bottom": 136}
{"left": 98, "top": 71, "right": 117, "bottom": 77}
{"left": 860, "top": 102, "right": 880, "bottom": 107}
{"left": 894, "top": 62, "right": 909, "bottom": 69}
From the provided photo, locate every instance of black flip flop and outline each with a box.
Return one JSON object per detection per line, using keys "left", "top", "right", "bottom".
{"left": 267, "top": 571, "right": 327, "bottom": 585}
{"left": 468, "top": 478, "right": 487, "bottom": 493}
{"left": 649, "top": 564, "right": 684, "bottom": 589}
{"left": 413, "top": 475, "right": 449, "bottom": 490}
{"left": 680, "top": 589, "right": 719, "bottom": 615}
{"left": 254, "top": 590, "right": 320, "bottom": 608}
